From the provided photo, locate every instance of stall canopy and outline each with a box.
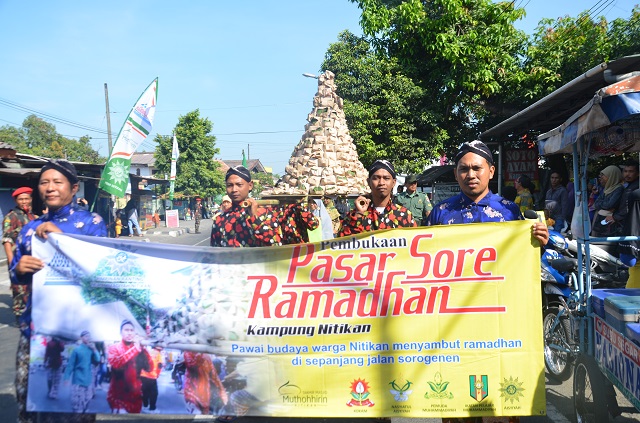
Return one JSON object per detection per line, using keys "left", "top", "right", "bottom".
{"left": 481, "top": 55, "right": 640, "bottom": 143}
{"left": 537, "top": 74, "right": 640, "bottom": 157}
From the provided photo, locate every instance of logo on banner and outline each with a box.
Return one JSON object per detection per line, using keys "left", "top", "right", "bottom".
{"left": 91, "top": 251, "right": 146, "bottom": 288}
{"left": 279, "top": 381, "right": 328, "bottom": 407}
{"left": 388, "top": 377, "right": 413, "bottom": 402}
{"left": 424, "top": 372, "right": 453, "bottom": 399}
{"left": 469, "top": 375, "right": 488, "bottom": 402}
{"left": 347, "top": 378, "right": 375, "bottom": 407}
{"left": 499, "top": 376, "right": 524, "bottom": 403}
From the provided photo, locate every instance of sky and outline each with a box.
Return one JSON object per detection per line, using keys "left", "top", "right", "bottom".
{"left": 0, "top": 0, "right": 635, "bottom": 175}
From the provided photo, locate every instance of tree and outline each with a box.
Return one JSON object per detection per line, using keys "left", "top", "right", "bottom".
{"left": 251, "top": 171, "right": 277, "bottom": 197}
{"left": 333, "top": 0, "right": 527, "bottom": 161}
{"left": 486, "top": 5, "right": 640, "bottom": 136}
{"left": 329, "top": 0, "right": 639, "bottom": 163}
{"left": 0, "top": 115, "right": 103, "bottom": 163}
{"left": 153, "top": 110, "right": 225, "bottom": 198}
{"left": 322, "top": 31, "right": 442, "bottom": 172}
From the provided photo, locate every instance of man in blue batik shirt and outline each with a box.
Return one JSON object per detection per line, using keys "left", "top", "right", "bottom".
{"left": 429, "top": 142, "right": 547, "bottom": 423}
{"left": 429, "top": 140, "right": 548, "bottom": 246}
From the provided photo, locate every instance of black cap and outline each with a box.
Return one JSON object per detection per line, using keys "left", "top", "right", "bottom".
{"left": 454, "top": 140, "right": 494, "bottom": 166}
{"left": 40, "top": 159, "right": 79, "bottom": 184}
{"left": 405, "top": 175, "right": 417, "bottom": 185}
{"left": 368, "top": 160, "right": 396, "bottom": 179}
{"left": 226, "top": 165, "right": 252, "bottom": 182}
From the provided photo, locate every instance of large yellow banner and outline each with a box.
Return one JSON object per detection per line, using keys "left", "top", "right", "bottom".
{"left": 29, "top": 221, "right": 545, "bottom": 418}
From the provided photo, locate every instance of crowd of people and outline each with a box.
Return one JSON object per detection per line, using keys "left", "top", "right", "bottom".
{"left": 2, "top": 147, "right": 638, "bottom": 422}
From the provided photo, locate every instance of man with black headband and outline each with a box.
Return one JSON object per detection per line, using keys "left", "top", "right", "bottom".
{"left": 338, "top": 159, "right": 416, "bottom": 236}
{"left": 210, "top": 165, "right": 279, "bottom": 247}
{"left": 431, "top": 142, "right": 547, "bottom": 423}
{"left": 210, "top": 165, "right": 318, "bottom": 247}
{"left": 429, "top": 141, "right": 548, "bottom": 241}
{"left": 10, "top": 159, "right": 106, "bottom": 423}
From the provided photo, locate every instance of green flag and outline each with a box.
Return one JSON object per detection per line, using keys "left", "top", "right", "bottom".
{"left": 99, "top": 78, "right": 158, "bottom": 197}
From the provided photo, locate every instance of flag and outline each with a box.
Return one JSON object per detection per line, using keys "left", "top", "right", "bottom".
{"left": 242, "top": 149, "right": 247, "bottom": 167}
{"left": 169, "top": 134, "right": 179, "bottom": 200}
{"left": 99, "top": 78, "right": 158, "bottom": 197}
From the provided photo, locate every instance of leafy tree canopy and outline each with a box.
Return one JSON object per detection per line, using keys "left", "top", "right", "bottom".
{"left": 325, "top": 1, "right": 640, "bottom": 168}
{"left": 0, "top": 115, "right": 103, "bottom": 163}
{"left": 153, "top": 110, "right": 225, "bottom": 198}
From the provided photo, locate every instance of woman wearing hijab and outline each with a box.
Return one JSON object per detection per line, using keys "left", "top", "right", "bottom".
{"left": 591, "top": 165, "right": 624, "bottom": 237}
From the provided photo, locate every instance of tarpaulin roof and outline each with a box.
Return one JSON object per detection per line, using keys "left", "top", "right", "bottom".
{"left": 481, "top": 55, "right": 640, "bottom": 142}
{"left": 416, "top": 165, "right": 456, "bottom": 186}
{"left": 537, "top": 74, "right": 640, "bottom": 157}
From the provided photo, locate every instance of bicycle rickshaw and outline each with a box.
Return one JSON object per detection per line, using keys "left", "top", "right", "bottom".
{"left": 481, "top": 54, "right": 640, "bottom": 422}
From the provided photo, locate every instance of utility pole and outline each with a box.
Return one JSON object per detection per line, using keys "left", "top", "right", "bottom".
{"left": 247, "top": 144, "right": 250, "bottom": 161}
{"left": 104, "top": 83, "right": 113, "bottom": 154}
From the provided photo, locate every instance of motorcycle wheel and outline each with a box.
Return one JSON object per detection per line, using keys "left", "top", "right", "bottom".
{"left": 543, "top": 306, "right": 574, "bottom": 381}
{"left": 573, "top": 354, "right": 608, "bottom": 423}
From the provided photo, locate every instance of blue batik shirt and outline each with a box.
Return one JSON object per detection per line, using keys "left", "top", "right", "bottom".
{"left": 9, "top": 202, "right": 107, "bottom": 336}
{"left": 428, "top": 191, "right": 523, "bottom": 226}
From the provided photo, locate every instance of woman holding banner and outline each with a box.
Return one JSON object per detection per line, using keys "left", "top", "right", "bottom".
{"left": 10, "top": 159, "right": 107, "bottom": 423}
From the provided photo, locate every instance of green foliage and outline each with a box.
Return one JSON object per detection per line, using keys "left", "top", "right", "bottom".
{"left": 333, "top": 0, "right": 640, "bottom": 162}
{"left": 322, "top": 31, "right": 445, "bottom": 173}
{"left": 251, "top": 171, "right": 276, "bottom": 197}
{"left": 153, "top": 110, "right": 225, "bottom": 198}
{"left": 0, "top": 115, "right": 103, "bottom": 163}
{"left": 333, "top": 0, "right": 528, "bottom": 163}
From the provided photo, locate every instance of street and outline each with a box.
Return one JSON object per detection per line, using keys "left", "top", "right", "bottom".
{"left": 0, "top": 218, "right": 637, "bottom": 422}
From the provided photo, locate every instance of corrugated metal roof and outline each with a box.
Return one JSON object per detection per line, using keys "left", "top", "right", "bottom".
{"left": 131, "top": 152, "right": 155, "bottom": 166}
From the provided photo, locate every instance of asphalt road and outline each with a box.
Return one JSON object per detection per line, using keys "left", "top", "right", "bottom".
{"left": 0, "top": 218, "right": 637, "bottom": 422}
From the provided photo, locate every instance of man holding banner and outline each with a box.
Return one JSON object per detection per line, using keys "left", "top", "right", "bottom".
{"left": 429, "top": 140, "right": 547, "bottom": 423}
{"left": 338, "top": 159, "right": 417, "bottom": 236}
{"left": 428, "top": 140, "right": 547, "bottom": 246}
{"left": 10, "top": 159, "right": 107, "bottom": 423}
{"left": 210, "top": 165, "right": 318, "bottom": 247}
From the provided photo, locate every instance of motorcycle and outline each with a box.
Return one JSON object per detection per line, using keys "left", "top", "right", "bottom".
{"left": 541, "top": 228, "right": 580, "bottom": 381}
{"left": 538, "top": 224, "right": 631, "bottom": 381}
{"left": 565, "top": 237, "right": 629, "bottom": 288}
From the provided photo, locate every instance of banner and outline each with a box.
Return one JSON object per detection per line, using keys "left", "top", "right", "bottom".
{"left": 169, "top": 134, "right": 179, "bottom": 200}
{"left": 28, "top": 222, "right": 545, "bottom": 418}
{"left": 99, "top": 78, "right": 158, "bottom": 197}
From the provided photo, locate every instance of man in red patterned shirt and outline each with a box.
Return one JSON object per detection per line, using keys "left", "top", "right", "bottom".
{"left": 210, "top": 166, "right": 318, "bottom": 247}
{"left": 338, "top": 160, "right": 416, "bottom": 236}
{"left": 106, "top": 320, "right": 152, "bottom": 414}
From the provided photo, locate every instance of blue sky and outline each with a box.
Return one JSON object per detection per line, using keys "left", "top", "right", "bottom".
{"left": 0, "top": 1, "right": 634, "bottom": 175}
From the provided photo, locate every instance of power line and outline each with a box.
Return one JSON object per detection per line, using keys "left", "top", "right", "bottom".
{"left": 213, "top": 130, "right": 303, "bottom": 136}
{"left": 0, "top": 97, "right": 108, "bottom": 134}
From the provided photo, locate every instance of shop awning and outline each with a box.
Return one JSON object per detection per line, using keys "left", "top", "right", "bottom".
{"left": 537, "top": 74, "right": 640, "bottom": 157}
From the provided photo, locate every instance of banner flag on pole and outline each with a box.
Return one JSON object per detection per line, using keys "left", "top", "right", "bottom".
{"left": 99, "top": 78, "right": 158, "bottom": 197}
{"left": 169, "top": 134, "right": 179, "bottom": 200}
{"left": 242, "top": 149, "right": 247, "bottom": 167}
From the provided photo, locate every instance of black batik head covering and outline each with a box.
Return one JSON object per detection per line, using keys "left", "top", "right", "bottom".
{"left": 40, "top": 159, "right": 79, "bottom": 184}
{"left": 226, "top": 165, "right": 252, "bottom": 182}
{"left": 368, "top": 160, "right": 396, "bottom": 179}
{"left": 454, "top": 140, "right": 494, "bottom": 166}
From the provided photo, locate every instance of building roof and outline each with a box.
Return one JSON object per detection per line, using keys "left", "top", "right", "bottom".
{"left": 131, "top": 152, "right": 156, "bottom": 166}
{"left": 215, "top": 159, "right": 267, "bottom": 173}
